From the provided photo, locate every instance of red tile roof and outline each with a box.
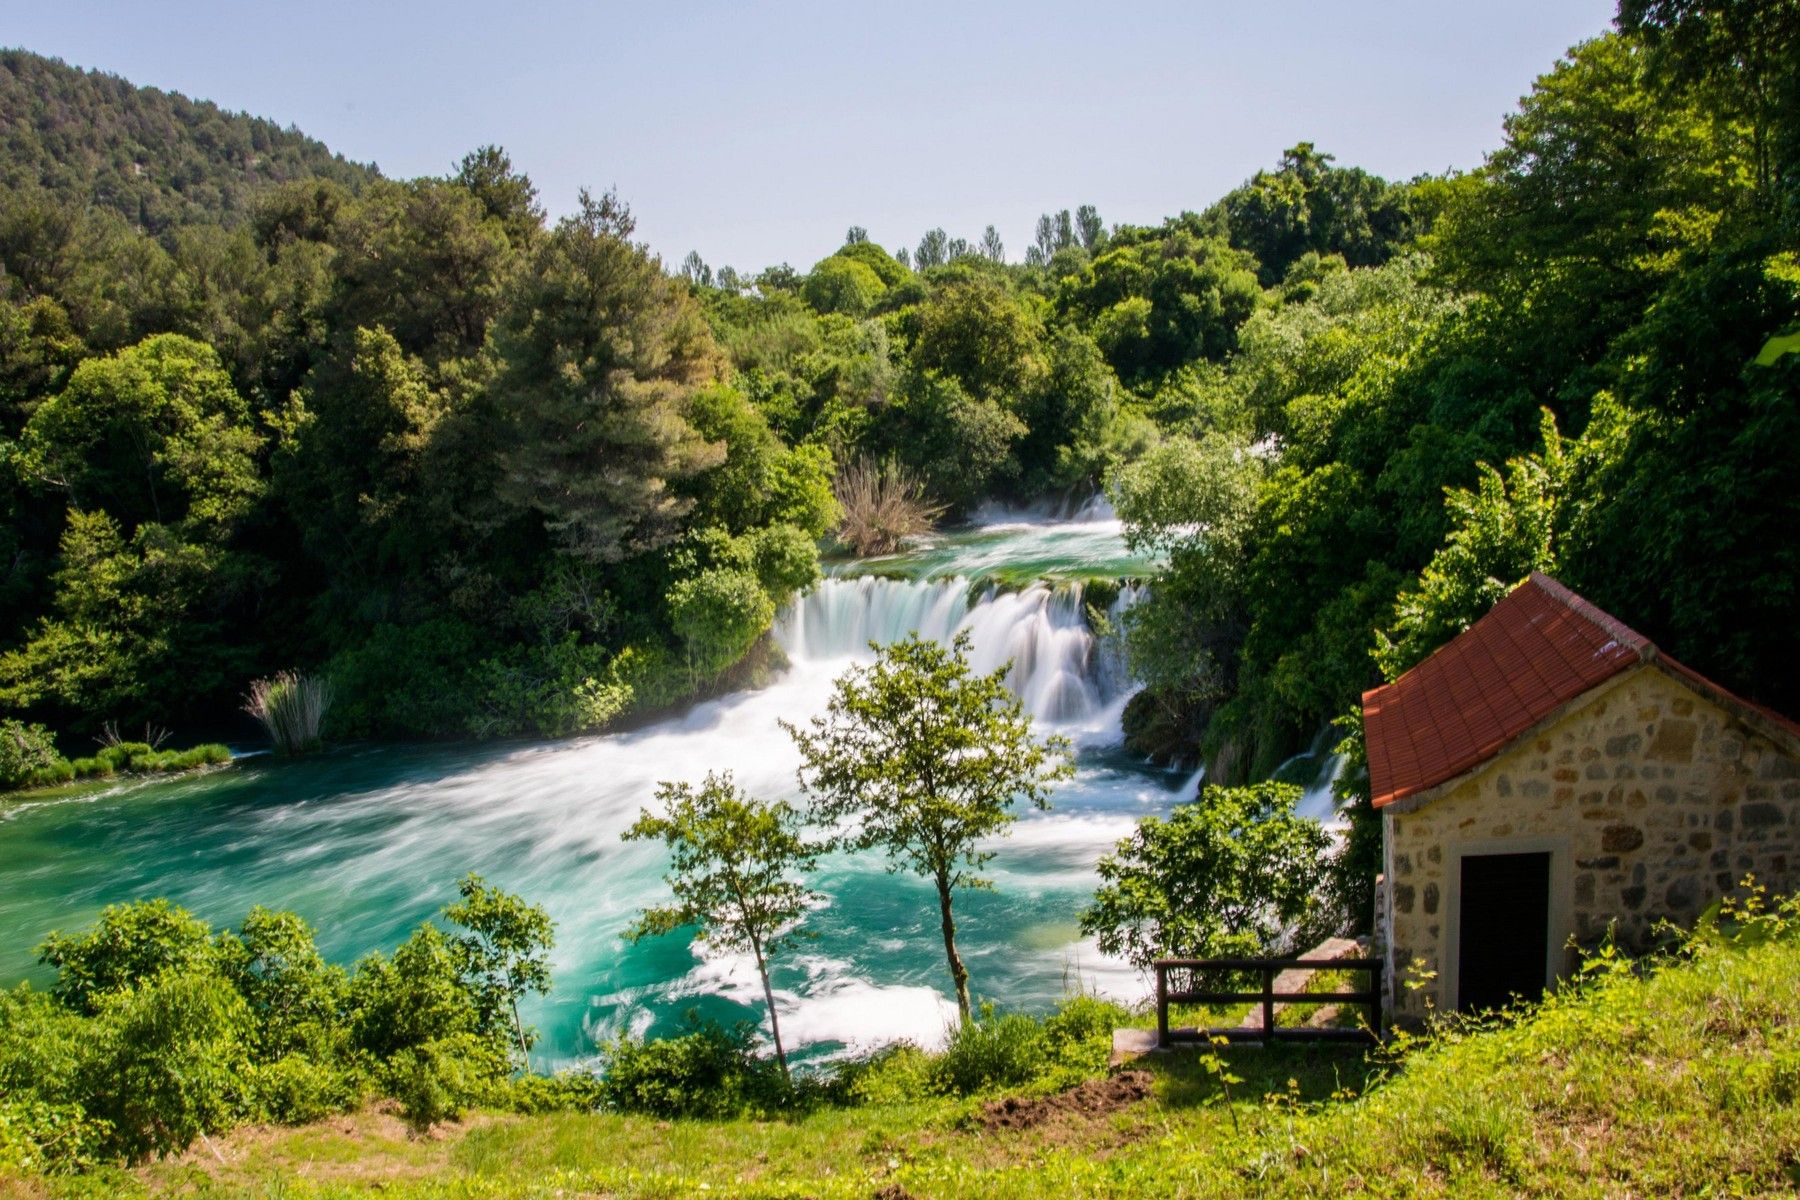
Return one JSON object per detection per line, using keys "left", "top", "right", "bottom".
{"left": 1363, "top": 573, "right": 1800, "bottom": 809}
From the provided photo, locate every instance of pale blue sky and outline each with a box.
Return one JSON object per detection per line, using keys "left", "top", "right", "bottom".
{"left": 9, "top": 1, "right": 1617, "bottom": 271}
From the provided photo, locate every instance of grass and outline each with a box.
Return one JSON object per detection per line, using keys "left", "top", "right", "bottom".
{"left": 832, "top": 457, "right": 946, "bottom": 557}
{"left": 244, "top": 672, "right": 333, "bottom": 754}
{"left": 9, "top": 924, "right": 1796, "bottom": 1198}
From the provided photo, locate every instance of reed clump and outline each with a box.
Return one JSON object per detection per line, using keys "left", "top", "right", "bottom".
{"left": 832, "top": 458, "right": 946, "bottom": 557}
{"left": 244, "top": 671, "right": 334, "bottom": 754}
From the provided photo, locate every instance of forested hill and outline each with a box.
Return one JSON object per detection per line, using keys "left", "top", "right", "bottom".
{"left": 0, "top": 48, "right": 373, "bottom": 233}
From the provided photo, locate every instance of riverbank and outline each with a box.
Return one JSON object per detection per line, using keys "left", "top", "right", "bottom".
{"left": 23, "top": 914, "right": 1793, "bottom": 1198}
{"left": 0, "top": 740, "right": 234, "bottom": 800}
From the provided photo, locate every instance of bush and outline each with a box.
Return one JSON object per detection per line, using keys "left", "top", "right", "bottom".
{"left": 23, "top": 759, "right": 74, "bottom": 788}
{"left": 744, "top": 522, "right": 822, "bottom": 606}
{"left": 348, "top": 924, "right": 481, "bottom": 1060}
{"left": 599, "top": 1019, "right": 789, "bottom": 1119}
{"left": 38, "top": 899, "right": 216, "bottom": 1015}
{"left": 1041, "top": 995, "right": 1130, "bottom": 1079}
{"left": 465, "top": 634, "right": 632, "bottom": 739}
{"left": 0, "top": 720, "right": 61, "bottom": 789}
{"left": 830, "top": 1042, "right": 939, "bottom": 1107}
{"left": 506, "top": 1069, "right": 606, "bottom": 1115}
{"left": 247, "top": 1053, "right": 359, "bottom": 1125}
{"left": 665, "top": 567, "right": 775, "bottom": 681}
{"left": 934, "top": 1007, "right": 1049, "bottom": 1095}
{"left": 385, "top": 1032, "right": 509, "bottom": 1133}
{"left": 0, "top": 1098, "right": 110, "bottom": 1175}
{"left": 77, "top": 970, "right": 255, "bottom": 1161}
{"left": 0, "top": 986, "right": 88, "bottom": 1109}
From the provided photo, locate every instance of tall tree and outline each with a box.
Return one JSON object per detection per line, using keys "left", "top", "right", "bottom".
{"left": 453, "top": 144, "right": 543, "bottom": 249}
{"left": 1075, "top": 204, "right": 1106, "bottom": 251}
{"left": 785, "top": 634, "right": 1073, "bottom": 1023}
{"left": 979, "top": 224, "right": 1005, "bottom": 262}
{"left": 623, "top": 772, "right": 823, "bottom": 1078}
{"left": 914, "top": 227, "right": 950, "bottom": 269}
{"left": 1620, "top": 0, "right": 1800, "bottom": 227}
{"left": 491, "top": 190, "right": 724, "bottom": 563}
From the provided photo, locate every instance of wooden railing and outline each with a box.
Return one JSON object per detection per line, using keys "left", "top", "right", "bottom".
{"left": 1153, "top": 956, "right": 1383, "bottom": 1046}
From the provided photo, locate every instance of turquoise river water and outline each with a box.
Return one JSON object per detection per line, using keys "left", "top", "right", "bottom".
{"left": 0, "top": 508, "right": 1334, "bottom": 1067}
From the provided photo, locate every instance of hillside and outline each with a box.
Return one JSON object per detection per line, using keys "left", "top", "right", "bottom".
{"left": 12, "top": 922, "right": 1790, "bottom": 1198}
{"left": 0, "top": 48, "right": 373, "bottom": 234}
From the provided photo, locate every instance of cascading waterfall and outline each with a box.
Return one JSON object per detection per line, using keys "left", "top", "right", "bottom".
{"left": 775, "top": 576, "right": 1141, "bottom": 730}
{"left": 0, "top": 515, "right": 1186, "bottom": 1065}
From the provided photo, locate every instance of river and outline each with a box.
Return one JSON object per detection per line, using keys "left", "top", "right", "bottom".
{"left": 0, "top": 508, "right": 1334, "bottom": 1067}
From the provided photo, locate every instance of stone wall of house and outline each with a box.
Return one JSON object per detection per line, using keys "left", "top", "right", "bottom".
{"left": 1384, "top": 664, "right": 1800, "bottom": 1021}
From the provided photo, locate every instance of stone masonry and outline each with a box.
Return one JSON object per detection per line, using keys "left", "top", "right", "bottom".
{"left": 1383, "top": 663, "right": 1800, "bottom": 1021}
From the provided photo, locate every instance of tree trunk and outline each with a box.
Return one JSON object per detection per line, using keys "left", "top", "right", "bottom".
{"left": 936, "top": 876, "right": 972, "bottom": 1025}
{"left": 511, "top": 995, "right": 530, "bottom": 1070}
{"left": 753, "top": 944, "right": 791, "bottom": 1081}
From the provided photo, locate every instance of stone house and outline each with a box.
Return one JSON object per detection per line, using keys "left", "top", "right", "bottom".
{"left": 1363, "top": 573, "right": 1800, "bottom": 1021}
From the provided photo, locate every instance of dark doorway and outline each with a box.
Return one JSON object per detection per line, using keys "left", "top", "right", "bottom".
{"left": 1457, "top": 851, "right": 1551, "bottom": 1013}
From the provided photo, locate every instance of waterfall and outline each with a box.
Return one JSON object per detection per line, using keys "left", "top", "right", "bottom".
{"left": 774, "top": 576, "right": 1140, "bottom": 728}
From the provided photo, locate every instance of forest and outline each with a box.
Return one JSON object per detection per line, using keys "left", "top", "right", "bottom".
{"left": 1, "top": 3, "right": 1797, "bottom": 811}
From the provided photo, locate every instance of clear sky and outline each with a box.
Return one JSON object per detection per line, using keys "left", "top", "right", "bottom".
{"left": 9, "top": 1, "right": 1618, "bottom": 272}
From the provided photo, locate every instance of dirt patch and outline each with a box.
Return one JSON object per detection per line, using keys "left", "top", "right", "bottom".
{"left": 978, "top": 1070, "right": 1154, "bottom": 1132}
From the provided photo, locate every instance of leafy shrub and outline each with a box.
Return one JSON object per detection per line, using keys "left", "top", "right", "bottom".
{"left": 0, "top": 720, "right": 61, "bottom": 788}
{"left": 77, "top": 970, "right": 255, "bottom": 1161}
{"left": 1041, "top": 995, "right": 1130, "bottom": 1077}
{"left": 665, "top": 567, "right": 775, "bottom": 681}
{"left": 246, "top": 1053, "right": 359, "bottom": 1125}
{"left": 385, "top": 1032, "right": 510, "bottom": 1133}
{"left": 22, "top": 759, "right": 74, "bottom": 787}
{"left": 0, "top": 987, "right": 88, "bottom": 1109}
{"left": 215, "top": 906, "right": 349, "bottom": 1059}
{"left": 325, "top": 617, "right": 486, "bottom": 738}
{"left": 348, "top": 924, "right": 480, "bottom": 1060}
{"left": 38, "top": 899, "right": 216, "bottom": 1015}
{"left": 0, "top": 1098, "right": 110, "bottom": 1175}
{"left": 465, "top": 634, "right": 633, "bottom": 740}
{"left": 744, "top": 522, "right": 822, "bottom": 605}
{"left": 603, "top": 641, "right": 688, "bottom": 712}
{"left": 830, "top": 1042, "right": 939, "bottom": 1106}
{"left": 506, "top": 1069, "right": 606, "bottom": 1114}
{"left": 599, "top": 1019, "right": 788, "bottom": 1118}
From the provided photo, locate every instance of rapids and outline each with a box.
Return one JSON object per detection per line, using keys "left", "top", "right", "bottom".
{"left": 0, "top": 512, "right": 1202, "bottom": 1066}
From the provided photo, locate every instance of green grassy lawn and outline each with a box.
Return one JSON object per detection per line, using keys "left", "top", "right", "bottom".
{"left": 10, "top": 931, "right": 1799, "bottom": 1199}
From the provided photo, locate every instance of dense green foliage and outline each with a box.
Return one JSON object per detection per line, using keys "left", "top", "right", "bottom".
{"left": 1081, "top": 781, "right": 1333, "bottom": 969}
{"left": 1107, "top": 15, "right": 1800, "bottom": 919}
{"left": 0, "top": 717, "right": 229, "bottom": 792}
{"left": 0, "top": 42, "right": 1463, "bottom": 752}
{"left": 0, "top": 883, "right": 557, "bottom": 1166}
{"left": 1, "top": 0, "right": 1795, "bottom": 1027}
